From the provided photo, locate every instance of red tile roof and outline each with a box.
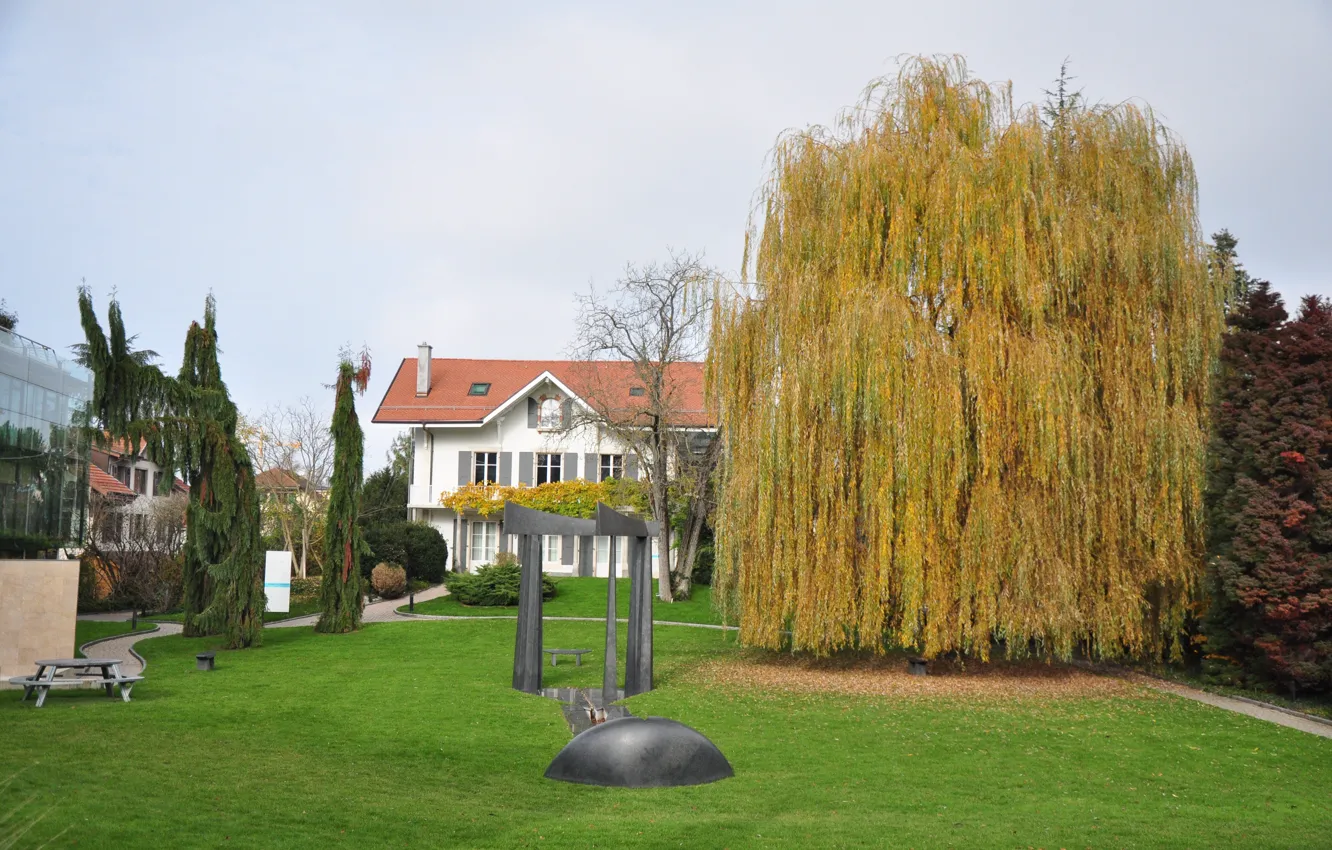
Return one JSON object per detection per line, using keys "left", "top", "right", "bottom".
{"left": 255, "top": 468, "right": 308, "bottom": 492}
{"left": 89, "top": 464, "right": 136, "bottom": 497}
{"left": 372, "top": 358, "right": 712, "bottom": 427}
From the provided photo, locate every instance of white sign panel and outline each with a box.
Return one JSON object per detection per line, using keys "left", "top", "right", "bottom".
{"left": 264, "top": 551, "right": 293, "bottom": 613}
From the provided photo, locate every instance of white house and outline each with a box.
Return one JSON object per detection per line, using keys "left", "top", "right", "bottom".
{"left": 87, "top": 438, "right": 188, "bottom": 548}
{"left": 372, "top": 345, "right": 714, "bottom": 577}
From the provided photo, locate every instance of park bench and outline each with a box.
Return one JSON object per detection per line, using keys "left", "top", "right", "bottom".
{"left": 9, "top": 658, "right": 145, "bottom": 708}
{"left": 543, "top": 649, "right": 592, "bottom": 667}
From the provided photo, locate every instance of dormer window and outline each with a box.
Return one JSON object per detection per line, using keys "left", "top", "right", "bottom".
{"left": 537, "top": 397, "right": 563, "bottom": 430}
{"left": 468, "top": 382, "right": 491, "bottom": 396}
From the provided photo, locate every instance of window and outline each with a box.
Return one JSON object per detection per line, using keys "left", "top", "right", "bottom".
{"left": 153, "top": 471, "right": 163, "bottom": 495}
{"left": 544, "top": 535, "right": 561, "bottom": 564}
{"left": 134, "top": 468, "right": 148, "bottom": 495}
{"left": 595, "top": 536, "right": 626, "bottom": 576}
{"left": 473, "top": 451, "right": 498, "bottom": 484}
{"left": 468, "top": 383, "right": 491, "bottom": 396}
{"left": 599, "top": 454, "right": 623, "bottom": 482}
{"left": 537, "top": 397, "right": 562, "bottom": 430}
{"left": 629, "top": 386, "right": 645, "bottom": 397}
{"left": 535, "top": 453, "right": 562, "bottom": 485}
{"left": 470, "top": 521, "right": 499, "bottom": 565}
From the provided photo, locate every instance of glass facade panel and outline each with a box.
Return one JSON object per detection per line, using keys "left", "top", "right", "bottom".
{"left": 0, "top": 327, "right": 91, "bottom": 544}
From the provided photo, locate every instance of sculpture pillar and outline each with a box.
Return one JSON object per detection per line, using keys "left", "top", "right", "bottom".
{"left": 512, "top": 532, "right": 543, "bottom": 694}
{"left": 602, "top": 536, "right": 619, "bottom": 704}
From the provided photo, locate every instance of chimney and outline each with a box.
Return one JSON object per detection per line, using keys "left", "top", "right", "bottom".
{"left": 416, "top": 343, "right": 432, "bottom": 396}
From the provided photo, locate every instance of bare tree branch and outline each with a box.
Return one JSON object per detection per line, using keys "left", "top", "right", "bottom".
{"left": 567, "top": 250, "right": 720, "bottom": 601}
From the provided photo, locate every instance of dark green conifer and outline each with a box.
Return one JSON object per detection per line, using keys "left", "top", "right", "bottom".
{"left": 77, "top": 289, "right": 265, "bottom": 646}
{"left": 316, "top": 350, "right": 372, "bottom": 633}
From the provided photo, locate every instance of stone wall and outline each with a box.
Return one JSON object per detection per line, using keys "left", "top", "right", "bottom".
{"left": 0, "top": 559, "right": 79, "bottom": 679}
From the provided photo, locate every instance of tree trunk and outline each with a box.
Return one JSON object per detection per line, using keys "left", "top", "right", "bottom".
{"left": 299, "top": 521, "right": 309, "bottom": 579}
{"left": 651, "top": 433, "right": 673, "bottom": 603}
{"left": 673, "top": 506, "right": 707, "bottom": 599}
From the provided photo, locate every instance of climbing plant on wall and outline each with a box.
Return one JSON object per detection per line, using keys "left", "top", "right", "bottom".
{"left": 77, "top": 290, "right": 265, "bottom": 647}
{"left": 708, "top": 57, "right": 1227, "bottom": 660}
{"left": 317, "top": 349, "right": 372, "bottom": 633}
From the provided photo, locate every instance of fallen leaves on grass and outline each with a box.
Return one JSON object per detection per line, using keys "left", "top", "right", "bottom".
{"left": 689, "top": 652, "right": 1148, "bottom": 701}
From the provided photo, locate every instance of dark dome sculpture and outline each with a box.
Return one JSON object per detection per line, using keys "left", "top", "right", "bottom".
{"left": 544, "top": 717, "right": 734, "bottom": 787}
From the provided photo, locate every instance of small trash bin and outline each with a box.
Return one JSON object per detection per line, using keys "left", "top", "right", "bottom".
{"left": 907, "top": 657, "right": 927, "bottom": 676}
{"left": 196, "top": 652, "right": 216, "bottom": 672}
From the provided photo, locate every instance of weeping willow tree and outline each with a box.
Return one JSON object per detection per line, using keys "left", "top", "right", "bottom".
{"left": 709, "top": 57, "right": 1226, "bottom": 660}
{"left": 316, "top": 350, "right": 372, "bottom": 633}
{"left": 78, "top": 290, "right": 265, "bottom": 647}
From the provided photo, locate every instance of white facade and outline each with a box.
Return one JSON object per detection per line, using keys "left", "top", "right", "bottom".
{"left": 403, "top": 373, "right": 658, "bottom": 576}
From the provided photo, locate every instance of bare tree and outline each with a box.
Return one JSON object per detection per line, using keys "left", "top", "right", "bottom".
{"left": 86, "top": 491, "right": 188, "bottom": 625}
{"left": 570, "top": 251, "right": 720, "bottom": 602}
{"left": 242, "top": 398, "right": 335, "bottom": 578}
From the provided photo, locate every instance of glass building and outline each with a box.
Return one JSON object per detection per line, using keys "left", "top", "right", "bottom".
{"left": 0, "top": 327, "right": 91, "bottom": 545}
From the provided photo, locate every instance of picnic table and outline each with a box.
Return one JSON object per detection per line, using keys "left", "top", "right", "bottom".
{"left": 8, "top": 658, "right": 144, "bottom": 708}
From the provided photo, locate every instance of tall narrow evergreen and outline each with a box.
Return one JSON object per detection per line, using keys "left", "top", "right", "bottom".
{"left": 78, "top": 289, "right": 265, "bottom": 646}
{"left": 317, "top": 350, "right": 372, "bottom": 633}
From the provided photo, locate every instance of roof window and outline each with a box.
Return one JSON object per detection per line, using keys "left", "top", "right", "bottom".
{"left": 629, "top": 386, "right": 645, "bottom": 397}
{"left": 468, "top": 382, "right": 491, "bottom": 396}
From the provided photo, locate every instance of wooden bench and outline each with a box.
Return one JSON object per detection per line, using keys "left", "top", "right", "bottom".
{"left": 543, "top": 649, "right": 592, "bottom": 667}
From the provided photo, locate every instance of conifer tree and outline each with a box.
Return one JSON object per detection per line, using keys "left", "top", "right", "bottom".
{"left": 1204, "top": 280, "right": 1332, "bottom": 694}
{"left": 316, "top": 350, "right": 372, "bottom": 633}
{"left": 77, "top": 289, "right": 265, "bottom": 646}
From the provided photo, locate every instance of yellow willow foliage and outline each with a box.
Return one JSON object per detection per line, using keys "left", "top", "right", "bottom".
{"left": 708, "top": 57, "right": 1226, "bottom": 661}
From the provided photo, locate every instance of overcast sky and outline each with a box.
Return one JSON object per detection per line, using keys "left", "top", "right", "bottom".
{"left": 2, "top": 0, "right": 1328, "bottom": 467}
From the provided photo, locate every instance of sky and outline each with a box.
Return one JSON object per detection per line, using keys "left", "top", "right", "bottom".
{"left": 2, "top": 0, "right": 1329, "bottom": 467}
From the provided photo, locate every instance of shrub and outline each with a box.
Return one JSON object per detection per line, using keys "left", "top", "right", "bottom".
{"left": 693, "top": 541, "right": 715, "bottom": 586}
{"left": 444, "top": 559, "right": 557, "bottom": 607}
{"left": 290, "top": 577, "right": 321, "bottom": 601}
{"left": 361, "top": 522, "right": 449, "bottom": 583}
{"left": 371, "top": 563, "right": 407, "bottom": 598}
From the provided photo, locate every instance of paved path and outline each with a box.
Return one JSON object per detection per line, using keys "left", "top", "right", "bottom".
{"left": 396, "top": 611, "right": 737, "bottom": 630}
{"left": 267, "top": 583, "right": 453, "bottom": 628}
{"left": 78, "top": 622, "right": 184, "bottom": 676}
{"left": 1135, "top": 676, "right": 1332, "bottom": 739}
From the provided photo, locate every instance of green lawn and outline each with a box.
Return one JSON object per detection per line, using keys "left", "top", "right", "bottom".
{"left": 3, "top": 618, "right": 1330, "bottom": 848}
{"left": 405, "top": 577, "right": 724, "bottom": 625}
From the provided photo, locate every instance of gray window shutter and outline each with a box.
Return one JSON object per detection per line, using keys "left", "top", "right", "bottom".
{"left": 625, "top": 454, "right": 638, "bottom": 480}
{"left": 498, "top": 525, "right": 508, "bottom": 554}
{"left": 561, "top": 398, "right": 572, "bottom": 429}
{"left": 561, "top": 535, "right": 575, "bottom": 566}
{"left": 563, "top": 452, "right": 577, "bottom": 480}
{"left": 584, "top": 453, "right": 597, "bottom": 481}
{"left": 527, "top": 397, "right": 537, "bottom": 428}
{"left": 458, "top": 451, "right": 471, "bottom": 486}
{"left": 518, "top": 452, "right": 533, "bottom": 486}
{"left": 499, "top": 452, "right": 513, "bottom": 486}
